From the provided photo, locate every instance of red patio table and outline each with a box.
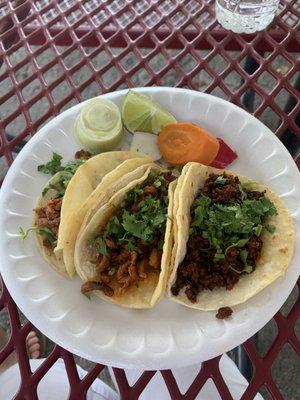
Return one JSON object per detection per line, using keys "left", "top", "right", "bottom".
{"left": 0, "top": 1, "right": 299, "bottom": 399}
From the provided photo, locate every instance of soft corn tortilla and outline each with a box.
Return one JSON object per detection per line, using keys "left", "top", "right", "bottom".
{"left": 75, "top": 165, "right": 177, "bottom": 309}
{"left": 36, "top": 151, "right": 151, "bottom": 278}
{"left": 168, "top": 162, "right": 295, "bottom": 310}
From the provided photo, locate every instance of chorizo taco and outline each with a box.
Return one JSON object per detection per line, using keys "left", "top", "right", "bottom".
{"left": 75, "top": 164, "right": 177, "bottom": 308}
{"left": 168, "top": 162, "right": 295, "bottom": 310}
{"left": 31, "top": 151, "right": 151, "bottom": 278}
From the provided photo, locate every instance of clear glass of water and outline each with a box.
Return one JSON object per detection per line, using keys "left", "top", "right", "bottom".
{"left": 215, "top": 0, "right": 280, "bottom": 33}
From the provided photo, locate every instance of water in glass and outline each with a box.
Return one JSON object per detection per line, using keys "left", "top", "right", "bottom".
{"left": 215, "top": 0, "right": 279, "bottom": 33}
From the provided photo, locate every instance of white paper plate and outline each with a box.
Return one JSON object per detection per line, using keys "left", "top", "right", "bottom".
{"left": 0, "top": 87, "right": 299, "bottom": 369}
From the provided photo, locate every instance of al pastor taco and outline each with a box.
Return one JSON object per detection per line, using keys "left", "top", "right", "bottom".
{"left": 75, "top": 164, "right": 177, "bottom": 308}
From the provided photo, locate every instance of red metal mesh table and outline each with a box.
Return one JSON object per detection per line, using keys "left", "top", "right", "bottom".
{"left": 0, "top": 1, "right": 299, "bottom": 399}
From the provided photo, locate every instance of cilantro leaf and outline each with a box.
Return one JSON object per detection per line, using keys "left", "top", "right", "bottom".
{"left": 215, "top": 176, "right": 227, "bottom": 185}
{"left": 83, "top": 293, "right": 91, "bottom": 300}
{"left": 192, "top": 196, "right": 211, "bottom": 228}
{"left": 19, "top": 226, "right": 57, "bottom": 244}
{"left": 63, "top": 159, "right": 85, "bottom": 175}
{"left": 225, "top": 238, "right": 249, "bottom": 254}
{"left": 108, "top": 268, "right": 116, "bottom": 276}
{"left": 98, "top": 238, "right": 107, "bottom": 255}
{"left": 240, "top": 180, "right": 258, "bottom": 190}
{"left": 253, "top": 224, "right": 263, "bottom": 236}
{"left": 38, "top": 153, "right": 63, "bottom": 175}
{"left": 213, "top": 250, "right": 225, "bottom": 262}
{"left": 239, "top": 249, "right": 248, "bottom": 264}
{"left": 90, "top": 173, "right": 169, "bottom": 252}
{"left": 122, "top": 213, "right": 148, "bottom": 240}
{"left": 239, "top": 249, "right": 253, "bottom": 273}
{"left": 87, "top": 232, "right": 99, "bottom": 246}
{"left": 265, "top": 224, "right": 276, "bottom": 234}
{"left": 39, "top": 154, "right": 85, "bottom": 197}
{"left": 190, "top": 183, "right": 277, "bottom": 265}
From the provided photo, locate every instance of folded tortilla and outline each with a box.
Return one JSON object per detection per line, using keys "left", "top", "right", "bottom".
{"left": 34, "top": 151, "right": 151, "bottom": 277}
{"left": 75, "top": 164, "right": 177, "bottom": 308}
{"left": 168, "top": 162, "right": 295, "bottom": 310}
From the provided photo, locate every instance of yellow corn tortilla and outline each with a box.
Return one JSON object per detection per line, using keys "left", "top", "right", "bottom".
{"left": 75, "top": 165, "right": 177, "bottom": 308}
{"left": 35, "top": 151, "right": 151, "bottom": 278}
{"left": 168, "top": 162, "right": 295, "bottom": 310}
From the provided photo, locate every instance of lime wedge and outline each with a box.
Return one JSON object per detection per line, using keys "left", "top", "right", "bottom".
{"left": 122, "top": 90, "right": 177, "bottom": 134}
{"left": 76, "top": 98, "right": 123, "bottom": 153}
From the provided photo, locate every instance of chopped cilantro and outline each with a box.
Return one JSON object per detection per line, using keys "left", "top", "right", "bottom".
{"left": 122, "top": 213, "right": 149, "bottom": 240}
{"left": 38, "top": 153, "right": 62, "bottom": 175}
{"left": 91, "top": 173, "right": 169, "bottom": 252}
{"left": 108, "top": 268, "right": 116, "bottom": 276}
{"left": 215, "top": 176, "right": 227, "bottom": 185}
{"left": 240, "top": 180, "right": 258, "bottom": 190}
{"left": 213, "top": 250, "right": 225, "bottom": 262}
{"left": 83, "top": 293, "right": 91, "bottom": 300}
{"left": 253, "top": 224, "right": 263, "bottom": 236}
{"left": 98, "top": 238, "right": 107, "bottom": 255}
{"left": 63, "top": 159, "right": 85, "bottom": 175}
{"left": 39, "top": 153, "right": 85, "bottom": 197}
{"left": 225, "top": 238, "right": 249, "bottom": 254}
{"left": 239, "top": 249, "right": 248, "bottom": 264}
{"left": 153, "top": 174, "right": 167, "bottom": 189}
{"left": 265, "top": 224, "right": 276, "bottom": 234}
{"left": 87, "top": 232, "right": 99, "bottom": 246}
{"left": 244, "top": 264, "right": 253, "bottom": 273}
{"left": 19, "top": 226, "right": 57, "bottom": 245}
{"left": 191, "top": 186, "right": 277, "bottom": 263}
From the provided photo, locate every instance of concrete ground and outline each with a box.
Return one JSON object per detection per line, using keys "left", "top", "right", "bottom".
{"left": 0, "top": 47, "right": 299, "bottom": 398}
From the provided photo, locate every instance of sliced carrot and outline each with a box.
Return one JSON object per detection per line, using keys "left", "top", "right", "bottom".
{"left": 158, "top": 122, "right": 220, "bottom": 166}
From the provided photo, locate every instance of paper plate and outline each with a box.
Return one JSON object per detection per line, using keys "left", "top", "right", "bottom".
{"left": 0, "top": 87, "right": 299, "bottom": 369}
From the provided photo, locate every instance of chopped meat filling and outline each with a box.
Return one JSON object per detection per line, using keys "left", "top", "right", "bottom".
{"left": 34, "top": 198, "right": 62, "bottom": 238}
{"left": 171, "top": 173, "right": 277, "bottom": 312}
{"left": 216, "top": 307, "right": 233, "bottom": 319}
{"left": 81, "top": 281, "right": 114, "bottom": 297}
{"left": 75, "top": 149, "right": 92, "bottom": 159}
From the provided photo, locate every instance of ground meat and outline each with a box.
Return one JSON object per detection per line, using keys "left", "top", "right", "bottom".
{"left": 143, "top": 185, "right": 157, "bottom": 195}
{"left": 100, "top": 273, "right": 111, "bottom": 284}
{"left": 43, "top": 238, "right": 53, "bottom": 249}
{"left": 202, "top": 173, "right": 241, "bottom": 205}
{"left": 171, "top": 173, "right": 266, "bottom": 307}
{"left": 171, "top": 233, "right": 262, "bottom": 303}
{"left": 216, "top": 307, "right": 232, "bottom": 319}
{"left": 75, "top": 149, "right": 92, "bottom": 159}
{"left": 149, "top": 248, "right": 161, "bottom": 269}
{"left": 246, "top": 190, "right": 266, "bottom": 200}
{"left": 34, "top": 197, "right": 62, "bottom": 239}
{"left": 247, "top": 235, "right": 263, "bottom": 266}
{"left": 81, "top": 281, "right": 114, "bottom": 297}
{"left": 105, "top": 238, "right": 117, "bottom": 249}
{"left": 163, "top": 171, "right": 176, "bottom": 182}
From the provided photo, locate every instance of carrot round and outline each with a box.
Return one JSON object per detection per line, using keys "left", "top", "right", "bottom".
{"left": 158, "top": 122, "right": 220, "bottom": 166}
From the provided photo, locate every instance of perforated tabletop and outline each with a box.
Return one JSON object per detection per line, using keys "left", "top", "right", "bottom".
{"left": 0, "top": 1, "right": 299, "bottom": 399}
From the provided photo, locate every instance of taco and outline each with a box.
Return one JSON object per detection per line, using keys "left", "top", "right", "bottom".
{"left": 32, "top": 150, "right": 151, "bottom": 278}
{"left": 75, "top": 164, "right": 177, "bottom": 308}
{"left": 168, "top": 162, "right": 295, "bottom": 311}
